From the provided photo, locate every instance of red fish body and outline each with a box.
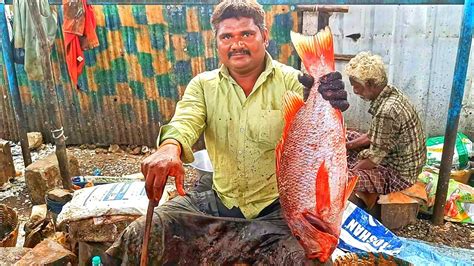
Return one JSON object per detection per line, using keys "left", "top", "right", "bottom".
{"left": 276, "top": 27, "right": 357, "bottom": 262}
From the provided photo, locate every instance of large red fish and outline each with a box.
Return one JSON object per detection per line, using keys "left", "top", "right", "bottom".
{"left": 275, "top": 27, "right": 357, "bottom": 262}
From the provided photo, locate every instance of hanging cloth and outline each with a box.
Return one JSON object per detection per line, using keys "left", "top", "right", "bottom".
{"left": 62, "top": 0, "right": 99, "bottom": 88}
{"left": 13, "top": 0, "right": 58, "bottom": 80}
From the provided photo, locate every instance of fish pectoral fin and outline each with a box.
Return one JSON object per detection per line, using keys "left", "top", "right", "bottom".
{"left": 343, "top": 175, "right": 359, "bottom": 205}
{"left": 316, "top": 160, "right": 330, "bottom": 214}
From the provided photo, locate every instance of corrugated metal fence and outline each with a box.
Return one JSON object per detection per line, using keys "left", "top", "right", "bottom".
{"left": 0, "top": 4, "right": 299, "bottom": 146}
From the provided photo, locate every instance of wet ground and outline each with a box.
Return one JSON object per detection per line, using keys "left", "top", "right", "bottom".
{"left": 0, "top": 143, "right": 472, "bottom": 250}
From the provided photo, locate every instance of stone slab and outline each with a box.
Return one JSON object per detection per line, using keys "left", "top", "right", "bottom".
{"left": 15, "top": 239, "right": 76, "bottom": 265}
{"left": 25, "top": 152, "right": 80, "bottom": 204}
{"left": 0, "top": 247, "right": 32, "bottom": 265}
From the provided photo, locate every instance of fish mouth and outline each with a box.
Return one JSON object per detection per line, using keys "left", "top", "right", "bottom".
{"left": 291, "top": 212, "right": 339, "bottom": 262}
{"left": 301, "top": 229, "right": 338, "bottom": 262}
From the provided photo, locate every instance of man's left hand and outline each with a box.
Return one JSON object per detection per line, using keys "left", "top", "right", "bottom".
{"left": 298, "top": 71, "right": 350, "bottom": 112}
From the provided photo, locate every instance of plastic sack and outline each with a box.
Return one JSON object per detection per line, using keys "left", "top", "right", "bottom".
{"left": 338, "top": 202, "right": 403, "bottom": 255}
{"left": 57, "top": 182, "right": 170, "bottom": 227}
{"left": 397, "top": 237, "right": 474, "bottom": 266}
{"left": 426, "top": 133, "right": 473, "bottom": 169}
{"left": 444, "top": 180, "right": 474, "bottom": 223}
{"left": 418, "top": 168, "right": 474, "bottom": 223}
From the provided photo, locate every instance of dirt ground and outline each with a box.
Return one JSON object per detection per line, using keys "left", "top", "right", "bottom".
{"left": 1, "top": 144, "right": 473, "bottom": 251}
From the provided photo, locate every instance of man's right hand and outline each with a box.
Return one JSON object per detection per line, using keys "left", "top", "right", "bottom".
{"left": 142, "top": 142, "right": 186, "bottom": 201}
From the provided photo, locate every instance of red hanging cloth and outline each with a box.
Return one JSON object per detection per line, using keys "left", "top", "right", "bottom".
{"left": 63, "top": 0, "right": 99, "bottom": 88}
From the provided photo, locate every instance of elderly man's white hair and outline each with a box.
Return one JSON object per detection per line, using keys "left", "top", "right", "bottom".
{"left": 345, "top": 51, "right": 388, "bottom": 88}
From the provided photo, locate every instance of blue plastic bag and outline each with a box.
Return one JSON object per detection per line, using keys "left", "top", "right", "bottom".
{"left": 338, "top": 202, "right": 403, "bottom": 255}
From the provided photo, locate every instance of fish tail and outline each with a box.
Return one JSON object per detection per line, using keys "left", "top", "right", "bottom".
{"left": 290, "top": 27, "right": 335, "bottom": 77}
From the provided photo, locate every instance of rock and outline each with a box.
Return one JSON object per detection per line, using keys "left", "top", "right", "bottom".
{"left": 0, "top": 247, "right": 32, "bottom": 265}
{"left": 15, "top": 239, "right": 76, "bottom": 265}
{"left": 131, "top": 146, "right": 141, "bottom": 155}
{"left": 27, "top": 132, "right": 43, "bottom": 150}
{"left": 86, "top": 144, "right": 96, "bottom": 150}
{"left": 46, "top": 188, "right": 73, "bottom": 203}
{"left": 24, "top": 153, "right": 80, "bottom": 204}
{"left": 23, "top": 205, "right": 54, "bottom": 248}
{"left": 0, "top": 140, "right": 15, "bottom": 186}
{"left": 108, "top": 144, "right": 122, "bottom": 153}
{"left": 95, "top": 148, "right": 108, "bottom": 154}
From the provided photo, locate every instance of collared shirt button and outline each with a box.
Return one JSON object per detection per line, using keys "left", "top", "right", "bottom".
{"left": 240, "top": 128, "right": 245, "bottom": 133}
{"left": 238, "top": 150, "right": 243, "bottom": 154}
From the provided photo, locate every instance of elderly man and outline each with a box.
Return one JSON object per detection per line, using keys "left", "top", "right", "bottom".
{"left": 345, "top": 52, "right": 427, "bottom": 210}
{"left": 106, "top": 0, "right": 348, "bottom": 264}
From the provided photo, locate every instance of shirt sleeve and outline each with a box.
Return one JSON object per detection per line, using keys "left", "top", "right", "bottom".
{"left": 158, "top": 75, "right": 207, "bottom": 163}
{"left": 358, "top": 107, "right": 399, "bottom": 165}
{"left": 281, "top": 65, "right": 304, "bottom": 96}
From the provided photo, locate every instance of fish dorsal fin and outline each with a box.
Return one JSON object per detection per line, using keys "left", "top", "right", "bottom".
{"left": 334, "top": 109, "right": 346, "bottom": 136}
{"left": 276, "top": 140, "right": 283, "bottom": 174}
{"left": 316, "top": 160, "right": 330, "bottom": 214}
{"left": 290, "top": 27, "right": 335, "bottom": 77}
{"left": 276, "top": 91, "right": 304, "bottom": 174}
{"left": 343, "top": 175, "right": 358, "bottom": 207}
{"left": 335, "top": 109, "right": 344, "bottom": 127}
{"left": 281, "top": 91, "right": 305, "bottom": 141}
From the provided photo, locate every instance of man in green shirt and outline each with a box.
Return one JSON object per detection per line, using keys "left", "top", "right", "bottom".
{"left": 345, "top": 52, "right": 427, "bottom": 210}
{"left": 106, "top": 0, "right": 348, "bottom": 264}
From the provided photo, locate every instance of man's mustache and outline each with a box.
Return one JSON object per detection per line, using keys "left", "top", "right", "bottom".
{"left": 228, "top": 50, "right": 250, "bottom": 58}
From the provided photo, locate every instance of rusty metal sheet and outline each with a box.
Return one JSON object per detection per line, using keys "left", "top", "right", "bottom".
{"left": 0, "top": 4, "right": 299, "bottom": 146}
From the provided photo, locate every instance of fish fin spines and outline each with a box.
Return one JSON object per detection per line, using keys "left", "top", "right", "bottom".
{"left": 334, "top": 109, "right": 344, "bottom": 127}
{"left": 290, "top": 27, "right": 335, "bottom": 75}
{"left": 276, "top": 140, "right": 283, "bottom": 175}
{"left": 343, "top": 175, "right": 359, "bottom": 205}
{"left": 281, "top": 91, "right": 305, "bottom": 141}
{"left": 316, "top": 160, "right": 330, "bottom": 214}
{"left": 276, "top": 91, "right": 304, "bottom": 174}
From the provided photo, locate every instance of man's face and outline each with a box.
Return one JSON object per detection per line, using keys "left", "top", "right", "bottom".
{"left": 349, "top": 78, "right": 373, "bottom": 102}
{"left": 216, "top": 17, "right": 269, "bottom": 75}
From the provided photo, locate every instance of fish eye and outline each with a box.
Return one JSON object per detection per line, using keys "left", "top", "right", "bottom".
{"left": 295, "top": 235, "right": 301, "bottom": 241}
